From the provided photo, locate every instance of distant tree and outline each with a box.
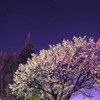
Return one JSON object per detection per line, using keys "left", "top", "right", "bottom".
{"left": 0, "top": 53, "right": 17, "bottom": 100}
{"left": 0, "top": 33, "right": 35, "bottom": 100}
{"left": 9, "top": 36, "right": 100, "bottom": 100}
{"left": 16, "top": 33, "right": 34, "bottom": 100}
{"left": 17, "top": 33, "right": 34, "bottom": 65}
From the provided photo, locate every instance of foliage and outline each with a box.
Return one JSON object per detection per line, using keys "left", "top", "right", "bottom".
{"left": 28, "top": 95, "right": 40, "bottom": 100}
{"left": 9, "top": 36, "right": 100, "bottom": 100}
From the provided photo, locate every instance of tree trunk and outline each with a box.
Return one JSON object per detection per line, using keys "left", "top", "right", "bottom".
{"left": 64, "top": 94, "right": 71, "bottom": 100}
{"left": 53, "top": 94, "right": 57, "bottom": 100}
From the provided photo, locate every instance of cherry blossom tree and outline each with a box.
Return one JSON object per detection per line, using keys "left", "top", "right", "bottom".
{"left": 9, "top": 36, "right": 100, "bottom": 100}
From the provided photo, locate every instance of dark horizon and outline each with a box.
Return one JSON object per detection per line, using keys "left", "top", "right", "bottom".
{"left": 0, "top": 32, "right": 99, "bottom": 54}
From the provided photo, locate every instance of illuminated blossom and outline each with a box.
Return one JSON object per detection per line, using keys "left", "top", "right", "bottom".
{"left": 9, "top": 36, "right": 100, "bottom": 100}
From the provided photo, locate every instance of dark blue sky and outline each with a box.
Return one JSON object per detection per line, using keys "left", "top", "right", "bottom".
{"left": 0, "top": 0, "right": 100, "bottom": 54}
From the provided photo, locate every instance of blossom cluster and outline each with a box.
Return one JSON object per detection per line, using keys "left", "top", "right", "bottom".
{"left": 9, "top": 36, "right": 100, "bottom": 100}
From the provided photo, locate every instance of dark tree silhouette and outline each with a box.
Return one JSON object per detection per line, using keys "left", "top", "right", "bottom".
{"left": 0, "top": 53, "right": 17, "bottom": 100}
{"left": 0, "top": 33, "right": 35, "bottom": 100}
{"left": 17, "top": 33, "right": 34, "bottom": 65}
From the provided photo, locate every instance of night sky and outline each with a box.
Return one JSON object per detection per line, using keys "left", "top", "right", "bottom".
{"left": 0, "top": 0, "right": 100, "bottom": 99}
